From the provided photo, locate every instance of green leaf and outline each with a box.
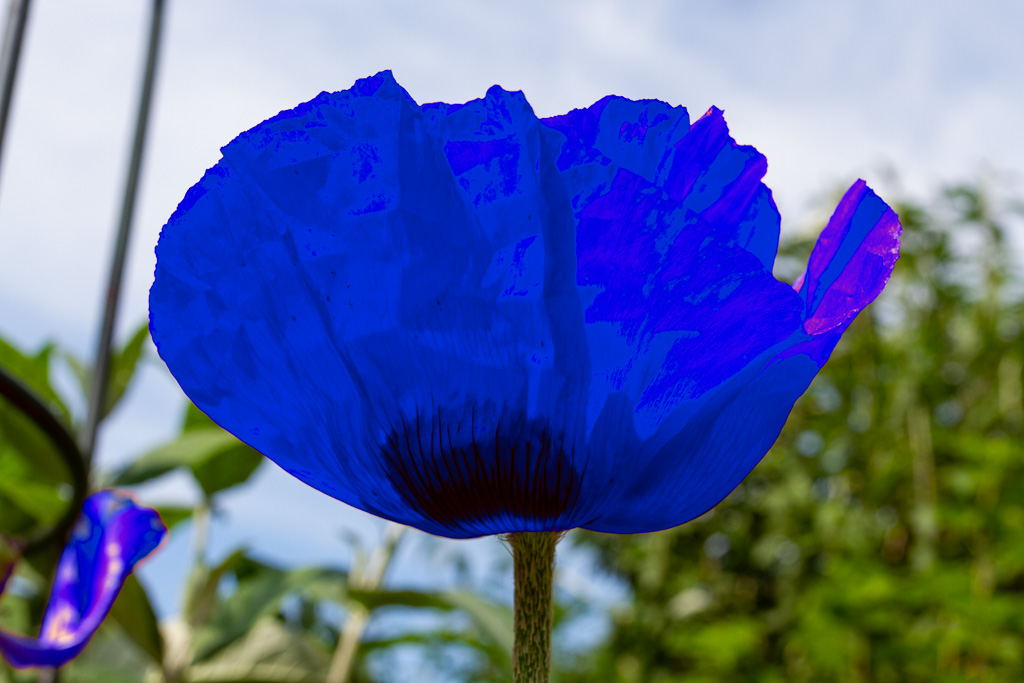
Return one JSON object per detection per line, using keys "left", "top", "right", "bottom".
{"left": 63, "top": 352, "right": 89, "bottom": 405}
{"left": 152, "top": 504, "right": 194, "bottom": 532}
{"left": 112, "top": 428, "right": 263, "bottom": 497}
{"left": 0, "top": 464, "right": 66, "bottom": 524}
{"left": 107, "top": 574, "right": 164, "bottom": 664}
{"left": 434, "top": 591, "right": 514, "bottom": 654}
{"left": 191, "top": 569, "right": 295, "bottom": 663}
{"left": 291, "top": 567, "right": 350, "bottom": 604}
{"left": 185, "top": 550, "right": 247, "bottom": 628}
{"left": 0, "top": 336, "right": 70, "bottom": 422}
{"left": 185, "top": 617, "right": 329, "bottom": 682}
{"left": 102, "top": 323, "right": 150, "bottom": 418}
{"left": 184, "top": 402, "right": 218, "bottom": 431}
{"left": 61, "top": 323, "right": 150, "bottom": 420}
{"left": 64, "top": 623, "right": 156, "bottom": 683}
{"left": 0, "top": 581, "right": 31, "bottom": 634}
{"left": 360, "top": 629, "right": 510, "bottom": 669}
{"left": 113, "top": 429, "right": 239, "bottom": 485}
{"left": 187, "top": 562, "right": 350, "bottom": 666}
{"left": 347, "top": 588, "right": 513, "bottom": 654}
{"left": 0, "top": 336, "right": 74, "bottom": 534}
{"left": 0, "top": 535, "right": 17, "bottom": 571}
{"left": 191, "top": 444, "right": 264, "bottom": 499}
{"left": 0, "top": 422, "right": 69, "bottom": 533}
{"left": 0, "top": 411, "right": 71, "bottom": 488}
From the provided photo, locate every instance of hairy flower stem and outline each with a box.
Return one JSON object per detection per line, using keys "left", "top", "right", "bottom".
{"left": 512, "top": 532, "right": 558, "bottom": 683}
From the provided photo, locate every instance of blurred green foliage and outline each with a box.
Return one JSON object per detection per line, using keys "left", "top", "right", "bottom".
{"left": 564, "top": 178, "right": 1024, "bottom": 682}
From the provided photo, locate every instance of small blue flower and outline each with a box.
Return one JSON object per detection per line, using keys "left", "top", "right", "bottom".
{"left": 149, "top": 72, "right": 900, "bottom": 539}
{"left": 0, "top": 490, "right": 166, "bottom": 669}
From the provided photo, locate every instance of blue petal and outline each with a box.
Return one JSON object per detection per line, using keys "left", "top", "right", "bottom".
{"left": 151, "top": 73, "right": 608, "bottom": 537}
{"left": 797, "top": 179, "right": 901, "bottom": 339}
{"left": 542, "top": 100, "right": 803, "bottom": 481}
{"left": 0, "top": 491, "right": 165, "bottom": 670}
{"left": 661, "top": 108, "right": 782, "bottom": 270}
{"left": 573, "top": 168, "right": 803, "bottom": 446}
{"left": 585, "top": 181, "right": 900, "bottom": 533}
{"left": 544, "top": 104, "right": 780, "bottom": 270}
{"left": 543, "top": 95, "right": 689, "bottom": 204}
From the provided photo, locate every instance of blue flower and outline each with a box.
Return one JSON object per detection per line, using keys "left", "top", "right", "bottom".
{"left": 149, "top": 72, "right": 900, "bottom": 539}
{"left": 0, "top": 490, "right": 166, "bottom": 669}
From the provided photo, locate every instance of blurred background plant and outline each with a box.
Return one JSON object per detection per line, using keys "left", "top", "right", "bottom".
{"left": 1, "top": 1, "right": 1023, "bottom": 682}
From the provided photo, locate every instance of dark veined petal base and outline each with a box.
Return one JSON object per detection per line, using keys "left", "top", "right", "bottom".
{"left": 376, "top": 402, "right": 586, "bottom": 537}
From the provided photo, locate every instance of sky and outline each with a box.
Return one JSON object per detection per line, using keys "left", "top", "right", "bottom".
{"left": 0, "top": 0, "right": 1022, "bottom": 665}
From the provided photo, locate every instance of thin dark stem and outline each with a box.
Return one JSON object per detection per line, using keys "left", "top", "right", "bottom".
{"left": 0, "top": 0, "right": 31, "bottom": 195}
{"left": 81, "top": 0, "right": 165, "bottom": 464}
{"left": 0, "top": 365, "right": 87, "bottom": 553}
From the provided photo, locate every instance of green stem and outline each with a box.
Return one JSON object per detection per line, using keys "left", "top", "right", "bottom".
{"left": 325, "top": 523, "right": 405, "bottom": 683}
{"left": 512, "top": 532, "right": 558, "bottom": 683}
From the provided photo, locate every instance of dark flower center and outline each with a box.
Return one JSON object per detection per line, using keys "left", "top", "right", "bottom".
{"left": 378, "top": 405, "right": 584, "bottom": 534}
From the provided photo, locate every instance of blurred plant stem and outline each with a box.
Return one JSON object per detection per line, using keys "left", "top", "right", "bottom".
{"left": 81, "top": 0, "right": 165, "bottom": 467}
{"left": 191, "top": 500, "right": 211, "bottom": 566}
{"left": 907, "top": 403, "right": 938, "bottom": 570}
{"left": 511, "top": 532, "right": 558, "bottom": 683}
{"left": 162, "top": 501, "right": 210, "bottom": 683}
{"left": 0, "top": 0, "right": 30, "bottom": 196}
{"left": 325, "top": 523, "right": 405, "bottom": 683}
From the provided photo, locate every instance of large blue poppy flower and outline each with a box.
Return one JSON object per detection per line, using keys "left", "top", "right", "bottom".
{"left": 149, "top": 72, "right": 900, "bottom": 539}
{"left": 0, "top": 490, "right": 165, "bottom": 669}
